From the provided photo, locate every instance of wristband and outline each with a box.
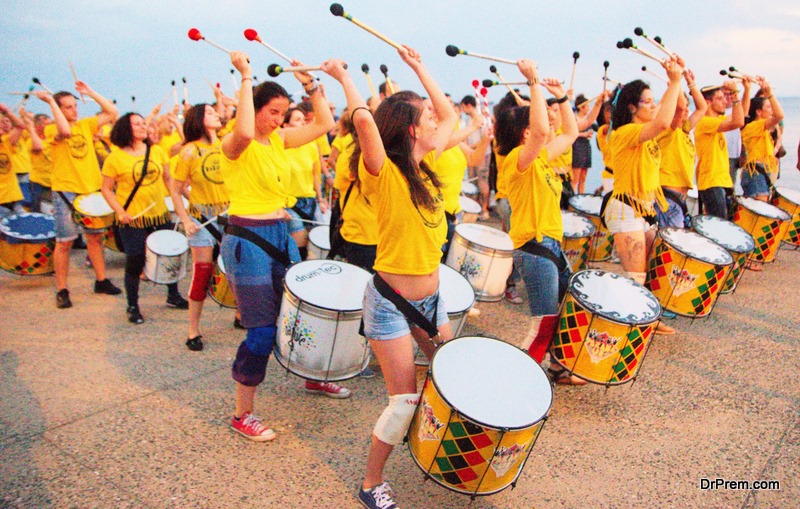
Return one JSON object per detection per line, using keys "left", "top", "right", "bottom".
{"left": 556, "top": 95, "right": 569, "bottom": 104}
{"left": 350, "top": 106, "right": 371, "bottom": 123}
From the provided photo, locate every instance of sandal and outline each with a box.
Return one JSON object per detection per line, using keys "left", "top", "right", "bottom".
{"left": 547, "top": 366, "right": 587, "bottom": 386}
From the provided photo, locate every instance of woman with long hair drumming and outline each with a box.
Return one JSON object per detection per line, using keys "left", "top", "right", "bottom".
{"left": 324, "top": 45, "right": 458, "bottom": 509}
{"left": 220, "top": 51, "right": 346, "bottom": 443}
{"left": 495, "top": 61, "right": 581, "bottom": 384}
{"left": 100, "top": 113, "right": 189, "bottom": 324}
{"left": 603, "top": 56, "right": 683, "bottom": 334}
{"left": 169, "top": 103, "right": 228, "bottom": 351}
{"left": 740, "top": 77, "right": 784, "bottom": 202}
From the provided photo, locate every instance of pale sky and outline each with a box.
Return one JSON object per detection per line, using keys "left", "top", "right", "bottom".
{"left": 2, "top": 0, "right": 799, "bottom": 114}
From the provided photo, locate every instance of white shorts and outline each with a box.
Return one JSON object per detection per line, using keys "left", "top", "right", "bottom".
{"left": 603, "top": 199, "right": 652, "bottom": 234}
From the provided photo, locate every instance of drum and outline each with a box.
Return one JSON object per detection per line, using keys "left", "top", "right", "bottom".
{"left": 208, "top": 255, "right": 237, "bottom": 308}
{"left": 551, "top": 270, "right": 662, "bottom": 385}
{"left": 772, "top": 186, "right": 800, "bottom": 248}
{"left": 459, "top": 196, "right": 481, "bottom": 224}
{"left": 568, "top": 194, "right": 613, "bottom": 262}
{"left": 414, "top": 264, "right": 477, "bottom": 366}
{"left": 101, "top": 225, "right": 123, "bottom": 252}
{"left": 691, "top": 215, "right": 755, "bottom": 294}
{"left": 0, "top": 213, "right": 56, "bottom": 275}
{"left": 144, "top": 230, "right": 189, "bottom": 284}
{"left": 274, "top": 260, "right": 372, "bottom": 381}
{"left": 561, "top": 210, "right": 596, "bottom": 273}
{"left": 685, "top": 189, "right": 700, "bottom": 217}
{"left": 307, "top": 225, "right": 330, "bottom": 260}
{"left": 646, "top": 228, "right": 733, "bottom": 317}
{"left": 733, "top": 197, "right": 791, "bottom": 263}
{"left": 72, "top": 192, "right": 114, "bottom": 230}
{"left": 407, "top": 336, "right": 552, "bottom": 496}
{"left": 446, "top": 223, "right": 514, "bottom": 302}
{"left": 164, "top": 195, "right": 190, "bottom": 224}
{"left": 461, "top": 180, "right": 478, "bottom": 199}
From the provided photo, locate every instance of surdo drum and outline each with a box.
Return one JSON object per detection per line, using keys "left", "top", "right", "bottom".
{"left": 144, "top": 230, "right": 189, "bottom": 284}
{"left": 691, "top": 215, "right": 755, "bottom": 294}
{"left": 208, "top": 255, "right": 237, "bottom": 308}
{"left": 733, "top": 197, "right": 791, "bottom": 263}
{"left": 446, "top": 223, "right": 513, "bottom": 302}
{"left": 72, "top": 192, "right": 114, "bottom": 230}
{"left": 0, "top": 213, "right": 56, "bottom": 275}
{"left": 568, "top": 194, "right": 613, "bottom": 262}
{"left": 560, "top": 210, "right": 596, "bottom": 272}
{"left": 307, "top": 225, "right": 330, "bottom": 260}
{"left": 771, "top": 187, "right": 800, "bottom": 248}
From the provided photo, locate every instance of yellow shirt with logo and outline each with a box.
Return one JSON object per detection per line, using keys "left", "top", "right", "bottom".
{"left": 436, "top": 146, "right": 467, "bottom": 215}
{"left": 30, "top": 141, "right": 54, "bottom": 188}
{"left": 494, "top": 145, "right": 509, "bottom": 200}
{"left": 0, "top": 136, "right": 24, "bottom": 203}
{"left": 173, "top": 140, "right": 229, "bottom": 218}
{"left": 741, "top": 118, "right": 777, "bottom": 177}
{"left": 505, "top": 146, "right": 563, "bottom": 246}
{"left": 360, "top": 152, "right": 445, "bottom": 275}
{"left": 656, "top": 123, "right": 696, "bottom": 189}
{"left": 101, "top": 145, "right": 171, "bottom": 227}
{"left": 5, "top": 134, "right": 33, "bottom": 175}
{"left": 609, "top": 123, "right": 667, "bottom": 217}
{"left": 45, "top": 117, "right": 102, "bottom": 194}
{"left": 221, "top": 131, "right": 297, "bottom": 216}
{"left": 695, "top": 115, "right": 733, "bottom": 190}
{"left": 285, "top": 141, "right": 319, "bottom": 199}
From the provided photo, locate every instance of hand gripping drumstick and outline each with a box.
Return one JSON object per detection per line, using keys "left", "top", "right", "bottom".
{"left": 329, "top": 3, "right": 402, "bottom": 50}
{"left": 728, "top": 66, "right": 755, "bottom": 81}
{"left": 32, "top": 77, "right": 54, "bottom": 95}
{"left": 489, "top": 65, "right": 525, "bottom": 105}
{"left": 633, "top": 28, "right": 675, "bottom": 58}
{"left": 68, "top": 61, "right": 86, "bottom": 104}
{"left": 445, "top": 45, "right": 516, "bottom": 65}
{"left": 361, "top": 64, "right": 378, "bottom": 101}
{"left": 617, "top": 38, "right": 664, "bottom": 64}
{"left": 471, "top": 80, "right": 482, "bottom": 116}
{"left": 267, "top": 63, "right": 348, "bottom": 78}
{"left": 380, "top": 65, "right": 395, "bottom": 96}
{"left": 244, "top": 29, "right": 319, "bottom": 81}
{"left": 569, "top": 51, "right": 580, "bottom": 91}
{"left": 130, "top": 201, "right": 157, "bottom": 220}
{"left": 641, "top": 66, "right": 668, "bottom": 84}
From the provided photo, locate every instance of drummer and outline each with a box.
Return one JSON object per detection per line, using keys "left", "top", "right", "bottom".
{"left": 220, "top": 51, "right": 349, "bottom": 444}
{"left": 495, "top": 60, "right": 581, "bottom": 384}
{"left": 100, "top": 113, "right": 189, "bottom": 324}
{"left": 603, "top": 57, "right": 683, "bottom": 335}
{"left": 740, "top": 78, "right": 784, "bottom": 202}
{"left": 35, "top": 83, "right": 121, "bottom": 309}
{"left": 325, "top": 45, "right": 457, "bottom": 508}
{"left": 169, "top": 103, "right": 229, "bottom": 351}
{"left": 0, "top": 104, "right": 37, "bottom": 214}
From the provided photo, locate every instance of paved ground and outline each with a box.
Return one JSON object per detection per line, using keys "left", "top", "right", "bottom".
{"left": 1, "top": 227, "right": 798, "bottom": 509}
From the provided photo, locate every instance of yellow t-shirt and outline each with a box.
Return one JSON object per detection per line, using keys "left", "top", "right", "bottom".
{"left": 30, "top": 141, "right": 54, "bottom": 188}
{"left": 0, "top": 139, "right": 24, "bottom": 203}
{"left": 45, "top": 117, "right": 102, "bottom": 194}
{"left": 549, "top": 128, "right": 572, "bottom": 176}
{"left": 436, "top": 146, "right": 467, "bottom": 215}
{"left": 741, "top": 119, "right": 777, "bottom": 177}
{"left": 340, "top": 178, "right": 378, "bottom": 246}
{"left": 217, "top": 118, "right": 236, "bottom": 139}
{"left": 101, "top": 145, "right": 171, "bottom": 227}
{"left": 656, "top": 123, "right": 696, "bottom": 189}
{"left": 285, "top": 141, "right": 319, "bottom": 198}
{"left": 158, "top": 131, "right": 182, "bottom": 157}
{"left": 494, "top": 145, "right": 509, "bottom": 200}
{"left": 505, "top": 146, "right": 563, "bottom": 246}
{"left": 5, "top": 134, "right": 33, "bottom": 175}
{"left": 609, "top": 123, "right": 667, "bottom": 216}
{"left": 221, "top": 131, "right": 297, "bottom": 216}
{"left": 360, "top": 152, "right": 446, "bottom": 275}
{"left": 332, "top": 133, "right": 355, "bottom": 192}
{"left": 173, "top": 140, "right": 229, "bottom": 217}
{"left": 695, "top": 115, "right": 733, "bottom": 190}
{"left": 596, "top": 124, "right": 614, "bottom": 179}
{"left": 315, "top": 134, "right": 331, "bottom": 157}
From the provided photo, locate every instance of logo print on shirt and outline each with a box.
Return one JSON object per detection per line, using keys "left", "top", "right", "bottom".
{"left": 200, "top": 150, "right": 223, "bottom": 185}
{"left": 68, "top": 134, "right": 89, "bottom": 159}
{"left": 131, "top": 159, "right": 162, "bottom": 186}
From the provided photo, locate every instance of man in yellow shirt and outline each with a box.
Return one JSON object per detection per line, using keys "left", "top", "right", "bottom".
{"left": 35, "top": 82, "right": 120, "bottom": 309}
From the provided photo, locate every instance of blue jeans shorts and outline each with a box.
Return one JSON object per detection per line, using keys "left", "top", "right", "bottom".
{"left": 740, "top": 170, "right": 770, "bottom": 198}
{"left": 186, "top": 216, "right": 221, "bottom": 248}
{"left": 362, "top": 276, "right": 449, "bottom": 340}
{"left": 512, "top": 236, "right": 571, "bottom": 316}
{"left": 286, "top": 197, "right": 317, "bottom": 234}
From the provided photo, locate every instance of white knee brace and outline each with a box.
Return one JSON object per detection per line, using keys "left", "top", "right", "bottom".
{"left": 627, "top": 271, "right": 646, "bottom": 285}
{"left": 373, "top": 393, "right": 420, "bottom": 446}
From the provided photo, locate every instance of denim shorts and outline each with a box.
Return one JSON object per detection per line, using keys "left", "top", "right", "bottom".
{"left": 604, "top": 199, "right": 652, "bottom": 234}
{"left": 513, "top": 236, "right": 571, "bottom": 316}
{"left": 655, "top": 195, "right": 687, "bottom": 228}
{"left": 286, "top": 197, "right": 316, "bottom": 234}
{"left": 740, "top": 170, "right": 770, "bottom": 198}
{"left": 362, "top": 277, "right": 449, "bottom": 341}
{"left": 53, "top": 191, "right": 106, "bottom": 242}
{"left": 186, "top": 216, "right": 221, "bottom": 248}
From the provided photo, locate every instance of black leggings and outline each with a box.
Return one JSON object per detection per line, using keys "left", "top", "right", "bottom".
{"left": 119, "top": 224, "right": 179, "bottom": 308}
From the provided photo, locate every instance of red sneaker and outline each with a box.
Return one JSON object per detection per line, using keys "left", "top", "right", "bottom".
{"left": 304, "top": 380, "right": 352, "bottom": 399}
{"left": 230, "top": 412, "right": 276, "bottom": 442}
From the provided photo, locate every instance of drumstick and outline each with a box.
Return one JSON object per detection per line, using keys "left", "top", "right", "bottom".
{"left": 171, "top": 80, "right": 179, "bottom": 107}
{"left": 489, "top": 65, "right": 525, "bottom": 105}
{"left": 131, "top": 96, "right": 136, "bottom": 108}
{"left": 197, "top": 210, "right": 228, "bottom": 229}
{"left": 479, "top": 87, "right": 492, "bottom": 130}
{"left": 130, "top": 202, "right": 157, "bottom": 220}
{"left": 617, "top": 39, "right": 664, "bottom": 64}
{"left": 380, "top": 65, "right": 395, "bottom": 96}
{"left": 267, "top": 63, "right": 347, "bottom": 78}
{"left": 445, "top": 45, "right": 516, "bottom": 65}
{"left": 187, "top": 28, "right": 235, "bottom": 55}
{"left": 482, "top": 79, "right": 564, "bottom": 88}
{"left": 292, "top": 217, "right": 327, "bottom": 226}
{"left": 68, "top": 61, "right": 86, "bottom": 104}
{"left": 244, "top": 28, "right": 320, "bottom": 81}
{"left": 729, "top": 66, "right": 755, "bottom": 81}
{"left": 329, "top": 3, "right": 402, "bottom": 50}
{"left": 603, "top": 61, "right": 610, "bottom": 93}
{"left": 11, "top": 85, "right": 35, "bottom": 110}
{"left": 569, "top": 51, "right": 580, "bottom": 91}
{"left": 719, "top": 69, "right": 743, "bottom": 81}
{"left": 641, "top": 66, "right": 668, "bottom": 84}
{"left": 229, "top": 70, "right": 238, "bottom": 95}
{"left": 633, "top": 27, "right": 675, "bottom": 58}
{"left": 361, "top": 64, "right": 378, "bottom": 100}
{"left": 32, "top": 77, "right": 54, "bottom": 95}
{"left": 182, "top": 77, "right": 188, "bottom": 105}
{"left": 471, "top": 80, "right": 482, "bottom": 116}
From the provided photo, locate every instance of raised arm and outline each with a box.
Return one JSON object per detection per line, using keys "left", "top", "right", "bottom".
{"left": 544, "top": 79, "right": 579, "bottom": 161}
{"left": 34, "top": 91, "right": 71, "bottom": 139}
{"left": 281, "top": 63, "right": 335, "bottom": 149}
{"left": 758, "top": 78, "right": 784, "bottom": 130}
{"left": 445, "top": 113, "right": 483, "bottom": 150}
{"left": 639, "top": 57, "right": 683, "bottom": 143}
{"left": 718, "top": 80, "right": 744, "bottom": 132}
{"left": 684, "top": 69, "right": 707, "bottom": 130}
{"left": 516, "top": 59, "right": 549, "bottom": 170}
{"left": 576, "top": 91, "right": 605, "bottom": 131}
{"left": 75, "top": 81, "right": 118, "bottom": 127}
{"left": 221, "top": 51, "right": 254, "bottom": 160}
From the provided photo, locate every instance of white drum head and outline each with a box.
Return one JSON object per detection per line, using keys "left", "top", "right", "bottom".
{"left": 461, "top": 181, "right": 478, "bottom": 195}
{"left": 568, "top": 194, "right": 603, "bottom": 216}
{"left": 308, "top": 226, "right": 331, "bottom": 250}
{"left": 438, "top": 264, "right": 475, "bottom": 314}
{"left": 216, "top": 255, "right": 227, "bottom": 274}
{"left": 74, "top": 192, "right": 113, "bottom": 215}
{"left": 164, "top": 195, "right": 189, "bottom": 213}
{"left": 561, "top": 210, "right": 595, "bottom": 238}
{"left": 570, "top": 269, "right": 661, "bottom": 324}
{"left": 737, "top": 197, "right": 790, "bottom": 221}
{"left": 776, "top": 187, "right": 800, "bottom": 207}
{"left": 284, "top": 260, "right": 370, "bottom": 312}
{"left": 692, "top": 215, "right": 755, "bottom": 253}
{"left": 431, "top": 336, "right": 552, "bottom": 429}
{"left": 454, "top": 223, "right": 513, "bottom": 251}
{"left": 660, "top": 228, "right": 733, "bottom": 265}
{"left": 687, "top": 188, "right": 698, "bottom": 199}
{"left": 146, "top": 230, "right": 188, "bottom": 256}
{"left": 459, "top": 196, "right": 481, "bottom": 215}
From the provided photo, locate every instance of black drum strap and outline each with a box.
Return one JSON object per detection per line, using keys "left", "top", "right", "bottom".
{"left": 224, "top": 223, "right": 291, "bottom": 267}
{"left": 361, "top": 273, "right": 440, "bottom": 343}
{"left": 518, "top": 239, "right": 568, "bottom": 274}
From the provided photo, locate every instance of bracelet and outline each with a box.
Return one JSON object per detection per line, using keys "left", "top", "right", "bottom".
{"left": 556, "top": 95, "right": 569, "bottom": 104}
{"left": 241, "top": 77, "right": 252, "bottom": 82}
{"left": 350, "top": 106, "right": 371, "bottom": 123}
{"left": 527, "top": 79, "right": 539, "bottom": 86}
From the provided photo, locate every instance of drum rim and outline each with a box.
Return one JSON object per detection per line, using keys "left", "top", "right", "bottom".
{"left": 691, "top": 215, "right": 755, "bottom": 253}
{"left": 568, "top": 269, "right": 662, "bottom": 325}
{"left": 438, "top": 263, "right": 476, "bottom": 314}
{"left": 0, "top": 212, "right": 57, "bottom": 240}
{"left": 561, "top": 210, "right": 596, "bottom": 238}
{"left": 658, "top": 227, "right": 734, "bottom": 266}
{"left": 282, "top": 288, "right": 364, "bottom": 318}
{"left": 284, "top": 260, "right": 370, "bottom": 313}
{"left": 308, "top": 225, "right": 331, "bottom": 250}
{"left": 568, "top": 194, "right": 603, "bottom": 215}
{"left": 736, "top": 196, "right": 791, "bottom": 221}
{"left": 451, "top": 231, "right": 514, "bottom": 257}
{"left": 775, "top": 186, "right": 800, "bottom": 207}
{"left": 429, "top": 336, "right": 553, "bottom": 430}
{"left": 73, "top": 192, "right": 115, "bottom": 215}
{"left": 453, "top": 223, "right": 514, "bottom": 251}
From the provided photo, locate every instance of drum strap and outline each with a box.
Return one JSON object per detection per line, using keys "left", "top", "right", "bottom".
{"left": 199, "top": 213, "right": 223, "bottom": 260}
{"left": 122, "top": 143, "right": 152, "bottom": 211}
{"left": 224, "top": 224, "right": 292, "bottom": 267}
{"left": 599, "top": 192, "right": 657, "bottom": 229}
{"left": 327, "top": 181, "right": 355, "bottom": 260}
{"left": 290, "top": 202, "right": 314, "bottom": 221}
{"left": 56, "top": 192, "right": 76, "bottom": 213}
{"left": 518, "top": 239, "right": 568, "bottom": 274}
{"left": 368, "top": 273, "right": 440, "bottom": 343}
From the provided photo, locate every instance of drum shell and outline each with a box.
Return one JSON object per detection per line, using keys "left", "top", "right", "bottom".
{"left": 567, "top": 205, "right": 613, "bottom": 262}
{"left": 561, "top": 236, "right": 590, "bottom": 273}
{"left": 208, "top": 258, "right": 237, "bottom": 308}
{"left": 645, "top": 233, "right": 731, "bottom": 317}
{"left": 772, "top": 191, "right": 800, "bottom": 247}
{"left": 273, "top": 289, "right": 369, "bottom": 382}
{"left": 552, "top": 293, "right": 657, "bottom": 384}
{"left": 102, "top": 226, "right": 123, "bottom": 252}
{"left": 307, "top": 226, "right": 330, "bottom": 260}
{"left": 72, "top": 193, "right": 115, "bottom": 230}
{"left": 445, "top": 228, "right": 513, "bottom": 302}
{"left": 733, "top": 201, "right": 790, "bottom": 263}
{"left": 0, "top": 238, "right": 55, "bottom": 275}
{"left": 144, "top": 231, "right": 189, "bottom": 284}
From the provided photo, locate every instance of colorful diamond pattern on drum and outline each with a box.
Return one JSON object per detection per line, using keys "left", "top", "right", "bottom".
{"left": 551, "top": 300, "right": 591, "bottom": 361}
{"left": 429, "top": 420, "right": 512, "bottom": 489}
{"left": 610, "top": 326, "right": 652, "bottom": 383}
{"left": 689, "top": 266, "right": 727, "bottom": 315}
{"left": 784, "top": 218, "right": 800, "bottom": 246}
{"left": 645, "top": 242, "right": 671, "bottom": 292}
{"left": 723, "top": 253, "right": 747, "bottom": 293}
{"left": 13, "top": 244, "right": 54, "bottom": 274}
{"left": 749, "top": 220, "right": 782, "bottom": 261}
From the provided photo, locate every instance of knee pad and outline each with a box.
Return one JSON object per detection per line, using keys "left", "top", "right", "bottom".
{"left": 525, "top": 314, "right": 559, "bottom": 363}
{"left": 373, "top": 393, "right": 420, "bottom": 446}
{"left": 627, "top": 271, "right": 646, "bottom": 286}
{"left": 188, "top": 262, "right": 214, "bottom": 301}
{"left": 232, "top": 341, "right": 270, "bottom": 387}
{"left": 244, "top": 325, "right": 277, "bottom": 356}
